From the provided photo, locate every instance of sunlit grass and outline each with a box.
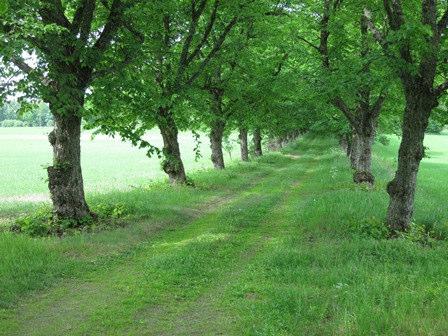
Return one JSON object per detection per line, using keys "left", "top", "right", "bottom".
{"left": 1, "top": 133, "right": 448, "bottom": 335}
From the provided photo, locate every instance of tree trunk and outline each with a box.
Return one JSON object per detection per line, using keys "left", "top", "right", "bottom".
{"left": 253, "top": 128, "right": 263, "bottom": 157}
{"left": 267, "top": 137, "right": 283, "bottom": 151}
{"left": 47, "top": 111, "right": 91, "bottom": 221}
{"left": 239, "top": 128, "right": 249, "bottom": 162}
{"left": 339, "top": 133, "right": 351, "bottom": 157}
{"left": 352, "top": 132, "right": 375, "bottom": 185}
{"left": 386, "top": 93, "right": 434, "bottom": 232}
{"left": 349, "top": 132, "right": 361, "bottom": 169}
{"left": 157, "top": 107, "right": 187, "bottom": 184}
{"left": 209, "top": 88, "right": 226, "bottom": 169}
{"left": 209, "top": 119, "right": 226, "bottom": 169}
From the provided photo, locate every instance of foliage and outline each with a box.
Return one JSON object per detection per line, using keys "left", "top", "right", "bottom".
{"left": 350, "top": 216, "right": 389, "bottom": 240}
{"left": 0, "top": 102, "right": 53, "bottom": 127}
{"left": 1, "top": 119, "right": 25, "bottom": 127}
{"left": 377, "top": 134, "right": 390, "bottom": 146}
{"left": 13, "top": 203, "right": 129, "bottom": 237}
{"left": 426, "top": 119, "right": 445, "bottom": 134}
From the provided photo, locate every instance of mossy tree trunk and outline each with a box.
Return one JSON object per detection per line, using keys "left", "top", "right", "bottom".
{"left": 386, "top": 88, "right": 435, "bottom": 231}
{"left": 157, "top": 107, "right": 188, "bottom": 184}
{"left": 47, "top": 90, "right": 92, "bottom": 220}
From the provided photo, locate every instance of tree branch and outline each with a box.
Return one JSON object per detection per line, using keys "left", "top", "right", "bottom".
{"left": 186, "top": 16, "right": 238, "bottom": 86}
{"left": 363, "top": 8, "right": 387, "bottom": 50}
{"left": 433, "top": 80, "right": 448, "bottom": 97}
{"left": 186, "top": 0, "right": 220, "bottom": 66}
{"left": 370, "top": 91, "right": 387, "bottom": 118}
{"left": 10, "top": 56, "right": 35, "bottom": 75}
{"left": 332, "top": 97, "right": 358, "bottom": 130}
{"left": 273, "top": 51, "right": 289, "bottom": 77}
{"left": 39, "top": 0, "right": 71, "bottom": 28}
{"left": 78, "top": 0, "right": 96, "bottom": 44}
{"left": 9, "top": 56, "right": 51, "bottom": 86}
{"left": 92, "top": 0, "right": 125, "bottom": 54}
{"left": 438, "top": 6, "right": 448, "bottom": 36}
{"left": 177, "top": 0, "right": 209, "bottom": 79}
{"left": 296, "top": 35, "right": 320, "bottom": 52}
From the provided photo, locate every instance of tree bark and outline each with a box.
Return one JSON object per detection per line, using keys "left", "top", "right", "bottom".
{"left": 341, "top": 133, "right": 352, "bottom": 157}
{"left": 386, "top": 92, "right": 434, "bottom": 232}
{"left": 157, "top": 107, "right": 188, "bottom": 184}
{"left": 239, "top": 128, "right": 249, "bottom": 162}
{"left": 253, "top": 128, "right": 262, "bottom": 157}
{"left": 352, "top": 132, "right": 375, "bottom": 185}
{"left": 47, "top": 105, "right": 91, "bottom": 221}
{"left": 349, "top": 132, "right": 361, "bottom": 170}
{"left": 208, "top": 88, "right": 226, "bottom": 169}
{"left": 267, "top": 137, "right": 283, "bottom": 151}
{"left": 209, "top": 119, "right": 226, "bottom": 169}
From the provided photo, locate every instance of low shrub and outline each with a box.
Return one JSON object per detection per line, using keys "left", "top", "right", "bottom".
{"left": 400, "top": 222, "right": 434, "bottom": 246}
{"left": 12, "top": 203, "right": 129, "bottom": 237}
{"left": 350, "top": 216, "right": 389, "bottom": 240}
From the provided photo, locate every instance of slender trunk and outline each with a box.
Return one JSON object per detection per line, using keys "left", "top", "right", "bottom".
{"left": 209, "top": 88, "right": 226, "bottom": 169}
{"left": 47, "top": 106, "right": 91, "bottom": 221}
{"left": 253, "top": 128, "right": 263, "bottom": 157}
{"left": 157, "top": 107, "right": 187, "bottom": 184}
{"left": 209, "top": 119, "right": 226, "bottom": 169}
{"left": 239, "top": 128, "right": 249, "bottom": 162}
{"left": 268, "top": 137, "right": 283, "bottom": 151}
{"left": 386, "top": 94, "right": 434, "bottom": 232}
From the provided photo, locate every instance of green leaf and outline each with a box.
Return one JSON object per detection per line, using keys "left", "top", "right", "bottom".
{"left": 0, "top": 0, "right": 8, "bottom": 15}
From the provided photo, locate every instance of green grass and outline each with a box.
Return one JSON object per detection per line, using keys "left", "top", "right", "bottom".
{"left": 1, "top": 132, "right": 448, "bottom": 335}
{"left": 0, "top": 127, "right": 240, "bottom": 217}
{"left": 0, "top": 127, "right": 240, "bottom": 198}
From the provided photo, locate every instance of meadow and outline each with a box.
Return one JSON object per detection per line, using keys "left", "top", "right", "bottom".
{"left": 1, "top": 129, "right": 448, "bottom": 335}
{"left": 0, "top": 127, "right": 239, "bottom": 217}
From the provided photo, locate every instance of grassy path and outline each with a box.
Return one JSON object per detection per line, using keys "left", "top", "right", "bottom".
{"left": 0, "top": 151, "right": 307, "bottom": 335}
{"left": 2, "top": 138, "right": 448, "bottom": 335}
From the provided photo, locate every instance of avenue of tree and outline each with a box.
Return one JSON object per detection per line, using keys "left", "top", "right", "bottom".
{"left": 1, "top": 0, "right": 448, "bottom": 234}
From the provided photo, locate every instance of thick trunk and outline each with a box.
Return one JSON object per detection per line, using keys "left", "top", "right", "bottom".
{"left": 209, "top": 119, "right": 226, "bottom": 170}
{"left": 352, "top": 132, "right": 375, "bottom": 185}
{"left": 47, "top": 111, "right": 91, "bottom": 221}
{"left": 386, "top": 94, "right": 433, "bottom": 232}
{"left": 253, "top": 128, "right": 263, "bottom": 157}
{"left": 157, "top": 107, "right": 187, "bottom": 184}
{"left": 239, "top": 128, "right": 249, "bottom": 162}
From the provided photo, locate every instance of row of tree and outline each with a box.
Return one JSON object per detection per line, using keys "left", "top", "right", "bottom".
{"left": 1, "top": 0, "right": 447, "bottom": 234}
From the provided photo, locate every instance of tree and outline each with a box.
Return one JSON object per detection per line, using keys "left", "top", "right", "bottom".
{"left": 87, "top": 0, "right": 245, "bottom": 183}
{"left": 296, "top": 0, "right": 389, "bottom": 184}
{"left": 1, "top": 0, "right": 142, "bottom": 221}
{"left": 365, "top": 0, "right": 448, "bottom": 231}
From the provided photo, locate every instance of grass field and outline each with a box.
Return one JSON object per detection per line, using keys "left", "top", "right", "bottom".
{"left": 0, "top": 127, "right": 239, "bottom": 217}
{"left": 1, "top": 130, "right": 448, "bottom": 335}
{"left": 0, "top": 127, "right": 240, "bottom": 197}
